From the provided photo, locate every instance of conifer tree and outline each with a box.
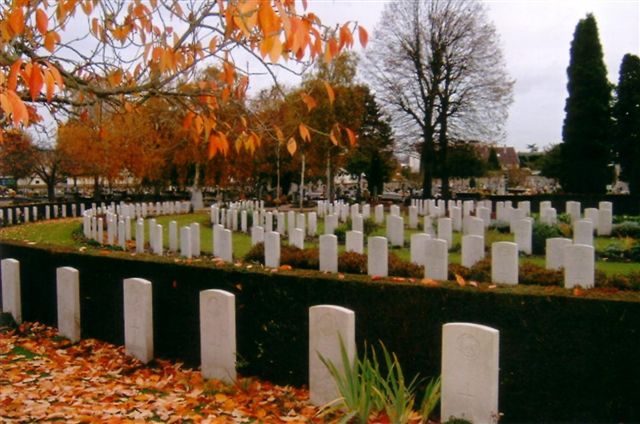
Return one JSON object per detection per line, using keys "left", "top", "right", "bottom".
{"left": 560, "top": 14, "right": 612, "bottom": 193}
{"left": 612, "top": 54, "right": 640, "bottom": 194}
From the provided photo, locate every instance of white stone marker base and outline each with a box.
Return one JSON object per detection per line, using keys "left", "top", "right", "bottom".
{"left": 564, "top": 244, "right": 595, "bottom": 289}
{"left": 368, "top": 236, "right": 388, "bottom": 277}
{"left": 200, "top": 289, "right": 236, "bottom": 383}
{"left": 441, "top": 323, "right": 500, "bottom": 424}
{"left": 461, "top": 235, "right": 485, "bottom": 268}
{"left": 123, "top": 278, "right": 154, "bottom": 364}
{"left": 545, "top": 238, "right": 572, "bottom": 270}
{"left": 265, "top": 231, "right": 280, "bottom": 268}
{"left": 491, "top": 242, "right": 518, "bottom": 285}
{"left": 319, "top": 234, "right": 338, "bottom": 273}
{"left": 1, "top": 258, "right": 21, "bottom": 324}
{"left": 56, "top": 267, "right": 81, "bottom": 343}
{"left": 309, "top": 305, "right": 356, "bottom": 406}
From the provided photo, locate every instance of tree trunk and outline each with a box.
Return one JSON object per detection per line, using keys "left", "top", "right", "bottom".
{"left": 439, "top": 114, "right": 450, "bottom": 201}
{"left": 47, "top": 182, "right": 55, "bottom": 202}
{"left": 326, "top": 151, "right": 332, "bottom": 202}
{"left": 299, "top": 153, "right": 305, "bottom": 210}
{"left": 421, "top": 127, "right": 435, "bottom": 199}
{"left": 93, "top": 176, "right": 102, "bottom": 201}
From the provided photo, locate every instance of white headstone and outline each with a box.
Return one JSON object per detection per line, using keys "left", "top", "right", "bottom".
{"left": 352, "top": 213, "right": 363, "bottom": 233}
{"left": 573, "top": 219, "right": 593, "bottom": 246}
{"left": 566, "top": 201, "right": 581, "bottom": 222}
{"left": 319, "top": 235, "right": 338, "bottom": 273}
{"left": 296, "top": 213, "right": 306, "bottom": 234}
{"left": 410, "top": 233, "right": 430, "bottom": 267}
{"left": 56, "top": 267, "right": 81, "bottom": 343}
{"left": 465, "top": 217, "right": 485, "bottom": 237}
{"left": 276, "top": 212, "right": 286, "bottom": 235}
{"left": 190, "top": 223, "right": 201, "bottom": 257}
{"left": 308, "top": 212, "right": 318, "bottom": 236}
{"left": 368, "top": 237, "right": 388, "bottom": 277}
{"left": 180, "top": 227, "right": 192, "bottom": 258}
{"left": 437, "top": 218, "right": 453, "bottom": 249}
{"left": 584, "top": 208, "right": 599, "bottom": 227}
{"left": 462, "top": 235, "right": 485, "bottom": 268}
{"left": 169, "top": 221, "right": 178, "bottom": 252}
{"left": 513, "top": 219, "right": 532, "bottom": 255}
{"left": 1, "top": 259, "right": 21, "bottom": 324}
{"left": 390, "top": 204, "right": 400, "bottom": 217}
{"left": 374, "top": 204, "right": 384, "bottom": 224}
{"left": 241, "top": 210, "right": 248, "bottom": 233}
{"left": 251, "top": 226, "right": 264, "bottom": 246}
{"left": 424, "top": 238, "right": 448, "bottom": 281}
{"left": 545, "top": 237, "right": 572, "bottom": 270}
{"left": 290, "top": 228, "right": 305, "bottom": 250}
{"left": 408, "top": 206, "right": 419, "bottom": 229}
{"left": 387, "top": 215, "right": 404, "bottom": 247}
{"left": 200, "top": 289, "right": 236, "bottom": 383}
{"left": 218, "top": 229, "right": 233, "bottom": 262}
{"left": 491, "top": 242, "right": 518, "bottom": 285}
{"left": 540, "top": 207, "right": 557, "bottom": 226}
{"left": 597, "top": 209, "right": 612, "bottom": 236}
{"left": 123, "top": 278, "right": 154, "bottom": 364}
{"left": 477, "top": 207, "right": 491, "bottom": 227}
{"left": 309, "top": 305, "right": 356, "bottom": 406}
{"left": 345, "top": 230, "right": 364, "bottom": 254}
{"left": 450, "top": 206, "right": 462, "bottom": 232}
{"left": 441, "top": 323, "right": 500, "bottom": 424}
{"left": 118, "top": 220, "right": 126, "bottom": 250}
{"left": 362, "top": 204, "right": 371, "bottom": 219}
{"left": 598, "top": 201, "right": 613, "bottom": 211}
{"left": 136, "top": 221, "right": 145, "bottom": 253}
{"left": 324, "top": 214, "right": 338, "bottom": 235}
{"left": 265, "top": 231, "right": 280, "bottom": 268}
{"left": 265, "top": 211, "right": 273, "bottom": 232}
{"left": 564, "top": 244, "right": 595, "bottom": 289}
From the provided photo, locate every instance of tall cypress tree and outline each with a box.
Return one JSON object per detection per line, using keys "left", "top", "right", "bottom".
{"left": 560, "top": 14, "right": 612, "bottom": 193}
{"left": 613, "top": 54, "right": 640, "bottom": 194}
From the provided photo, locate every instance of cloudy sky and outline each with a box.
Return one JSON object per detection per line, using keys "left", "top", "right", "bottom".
{"left": 269, "top": 0, "right": 639, "bottom": 152}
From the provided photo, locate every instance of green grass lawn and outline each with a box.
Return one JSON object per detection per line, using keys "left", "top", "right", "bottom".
{"left": 2, "top": 213, "right": 640, "bottom": 276}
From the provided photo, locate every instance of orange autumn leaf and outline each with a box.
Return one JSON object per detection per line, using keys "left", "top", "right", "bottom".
{"left": 323, "top": 80, "right": 335, "bottom": 106}
{"left": 29, "top": 64, "right": 44, "bottom": 101}
{"left": 455, "top": 273, "right": 466, "bottom": 287}
{"left": 36, "top": 8, "right": 48, "bottom": 35}
{"left": 44, "top": 31, "right": 61, "bottom": 53}
{"left": 8, "top": 7, "right": 25, "bottom": 35}
{"left": 300, "top": 92, "right": 316, "bottom": 112}
{"left": 286, "top": 137, "right": 297, "bottom": 156}
{"left": 358, "top": 25, "right": 369, "bottom": 48}
{"left": 298, "top": 123, "right": 311, "bottom": 142}
{"left": 345, "top": 127, "right": 357, "bottom": 147}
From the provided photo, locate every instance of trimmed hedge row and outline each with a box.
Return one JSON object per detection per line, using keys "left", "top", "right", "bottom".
{"left": 0, "top": 241, "right": 639, "bottom": 423}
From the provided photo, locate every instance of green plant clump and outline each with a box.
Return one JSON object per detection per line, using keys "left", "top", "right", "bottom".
{"left": 532, "top": 222, "right": 564, "bottom": 255}
{"left": 319, "top": 339, "right": 440, "bottom": 424}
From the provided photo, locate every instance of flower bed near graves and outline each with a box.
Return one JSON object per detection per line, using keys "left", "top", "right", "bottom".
{"left": 1, "top": 239, "right": 639, "bottom": 423}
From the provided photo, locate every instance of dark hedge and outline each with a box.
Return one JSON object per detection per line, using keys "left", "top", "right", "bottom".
{"left": 0, "top": 241, "right": 639, "bottom": 423}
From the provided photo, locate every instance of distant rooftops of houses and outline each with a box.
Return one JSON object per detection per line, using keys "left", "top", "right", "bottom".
{"left": 475, "top": 144, "right": 520, "bottom": 169}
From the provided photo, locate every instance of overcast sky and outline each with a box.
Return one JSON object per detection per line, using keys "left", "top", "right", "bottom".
{"left": 267, "top": 0, "right": 640, "bottom": 152}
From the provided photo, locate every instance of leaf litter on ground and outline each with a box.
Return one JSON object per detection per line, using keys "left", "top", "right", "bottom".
{"left": 0, "top": 321, "right": 333, "bottom": 423}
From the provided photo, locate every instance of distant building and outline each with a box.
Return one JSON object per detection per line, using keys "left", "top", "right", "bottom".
{"left": 475, "top": 145, "right": 520, "bottom": 169}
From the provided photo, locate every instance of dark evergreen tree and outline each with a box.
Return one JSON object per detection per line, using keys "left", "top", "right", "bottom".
{"left": 560, "top": 14, "right": 612, "bottom": 193}
{"left": 613, "top": 54, "right": 640, "bottom": 194}
{"left": 345, "top": 89, "right": 396, "bottom": 198}
{"left": 487, "top": 147, "right": 501, "bottom": 170}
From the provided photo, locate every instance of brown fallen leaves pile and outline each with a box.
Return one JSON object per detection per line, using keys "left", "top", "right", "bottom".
{"left": 0, "top": 322, "right": 329, "bottom": 423}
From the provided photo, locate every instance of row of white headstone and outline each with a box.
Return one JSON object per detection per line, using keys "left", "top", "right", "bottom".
{"left": 82, "top": 204, "right": 596, "bottom": 288}
{"left": 0, "top": 257, "right": 500, "bottom": 424}
{"left": 0, "top": 203, "right": 83, "bottom": 225}
{"left": 82, "top": 201, "right": 192, "bottom": 246}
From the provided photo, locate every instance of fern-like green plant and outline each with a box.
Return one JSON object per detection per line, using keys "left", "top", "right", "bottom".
{"left": 318, "top": 339, "right": 380, "bottom": 424}
{"left": 419, "top": 376, "right": 441, "bottom": 423}
{"left": 374, "top": 342, "right": 420, "bottom": 424}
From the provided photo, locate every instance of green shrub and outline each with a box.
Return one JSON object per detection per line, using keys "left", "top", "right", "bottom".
{"left": 612, "top": 221, "right": 640, "bottom": 238}
{"left": 467, "top": 258, "right": 492, "bottom": 283}
{"left": 388, "top": 253, "right": 423, "bottom": 278}
{"left": 339, "top": 252, "right": 367, "bottom": 275}
{"left": 519, "top": 262, "right": 562, "bottom": 287}
{"left": 448, "top": 263, "right": 471, "bottom": 281}
{"left": 489, "top": 220, "right": 510, "bottom": 233}
{"left": 532, "top": 222, "right": 564, "bottom": 255}
{"left": 281, "top": 246, "right": 319, "bottom": 270}
{"left": 244, "top": 242, "right": 264, "bottom": 263}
